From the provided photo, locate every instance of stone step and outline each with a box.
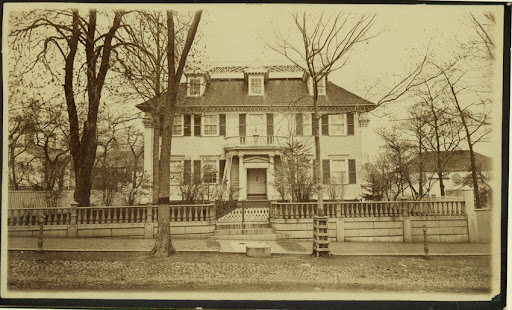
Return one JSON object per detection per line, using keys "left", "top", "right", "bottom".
{"left": 215, "top": 222, "right": 271, "bottom": 230}
{"left": 213, "top": 228, "right": 275, "bottom": 236}
{"left": 211, "top": 233, "right": 283, "bottom": 241}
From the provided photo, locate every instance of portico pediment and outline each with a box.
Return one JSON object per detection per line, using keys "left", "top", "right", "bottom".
{"left": 244, "top": 156, "right": 269, "bottom": 164}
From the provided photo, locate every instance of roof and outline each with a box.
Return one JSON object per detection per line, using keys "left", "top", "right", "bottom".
{"left": 209, "top": 65, "right": 303, "bottom": 74}
{"left": 136, "top": 73, "right": 375, "bottom": 112}
{"left": 409, "top": 150, "right": 492, "bottom": 172}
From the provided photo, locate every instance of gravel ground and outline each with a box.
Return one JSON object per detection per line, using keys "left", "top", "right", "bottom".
{"left": 8, "top": 251, "right": 491, "bottom": 293}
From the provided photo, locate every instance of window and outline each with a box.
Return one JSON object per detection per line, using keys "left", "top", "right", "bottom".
{"left": 203, "top": 115, "right": 218, "bottom": 136}
{"left": 331, "top": 159, "right": 347, "bottom": 184}
{"left": 317, "top": 78, "right": 326, "bottom": 95}
{"left": 188, "top": 78, "right": 201, "bottom": 96}
{"left": 330, "top": 114, "right": 346, "bottom": 135}
{"left": 249, "top": 76, "right": 264, "bottom": 95}
{"left": 173, "top": 115, "right": 183, "bottom": 136}
{"left": 170, "top": 160, "right": 183, "bottom": 185}
{"left": 202, "top": 158, "right": 218, "bottom": 183}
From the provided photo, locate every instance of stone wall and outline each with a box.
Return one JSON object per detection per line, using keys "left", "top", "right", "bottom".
{"left": 272, "top": 215, "right": 470, "bottom": 243}
{"left": 9, "top": 221, "right": 216, "bottom": 239}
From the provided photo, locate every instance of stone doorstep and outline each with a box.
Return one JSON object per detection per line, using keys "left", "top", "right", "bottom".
{"left": 213, "top": 228, "right": 274, "bottom": 236}
{"left": 210, "top": 233, "right": 284, "bottom": 241}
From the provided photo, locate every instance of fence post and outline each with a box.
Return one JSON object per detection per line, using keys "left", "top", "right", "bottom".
{"left": 144, "top": 203, "right": 154, "bottom": 239}
{"left": 212, "top": 203, "right": 216, "bottom": 222}
{"left": 335, "top": 200, "right": 341, "bottom": 218}
{"left": 67, "top": 202, "right": 78, "bottom": 237}
{"left": 401, "top": 197, "right": 412, "bottom": 242}
{"left": 463, "top": 190, "right": 478, "bottom": 243}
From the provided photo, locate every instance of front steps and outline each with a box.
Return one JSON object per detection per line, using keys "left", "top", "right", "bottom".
{"left": 212, "top": 222, "right": 283, "bottom": 241}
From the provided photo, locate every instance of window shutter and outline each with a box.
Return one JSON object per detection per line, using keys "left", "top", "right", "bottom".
{"left": 239, "top": 114, "right": 246, "bottom": 136}
{"left": 193, "top": 160, "right": 201, "bottom": 183}
{"left": 296, "top": 113, "right": 303, "bottom": 136}
{"left": 184, "top": 115, "right": 191, "bottom": 136}
{"left": 312, "top": 159, "right": 317, "bottom": 181}
{"left": 312, "top": 113, "right": 316, "bottom": 136}
{"left": 321, "top": 115, "right": 329, "bottom": 135}
{"left": 194, "top": 115, "right": 201, "bottom": 136}
{"left": 219, "top": 159, "right": 226, "bottom": 183}
{"left": 219, "top": 114, "right": 226, "bottom": 136}
{"left": 348, "top": 159, "right": 356, "bottom": 184}
{"left": 347, "top": 113, "right": 354, "bottom": 136}
{"left": 183, "top": 160, "right": 192, "bottom": 185}
{"left": 322, "top": 159, "right": 330, "bottom": 184}
{"left": 266, "top": 113, "right": 274, "bottom": 136}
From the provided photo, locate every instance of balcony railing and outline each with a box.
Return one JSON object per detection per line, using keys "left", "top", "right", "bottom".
{"left": 224, "top": 135, "right": 288, "bottom": 147}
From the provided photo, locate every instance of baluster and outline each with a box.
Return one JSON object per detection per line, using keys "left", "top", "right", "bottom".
{"left": 113, "top": 208, "right": 119, "bottom": 223}
{"left": 170, "top": 206, "right": 175, "bottom": 222}
{"left": 194, "top": 206, "right": 198, "bottom": 221}
{"left": 456, "top": 201, "right": 461, "bottom": 215}
{"left": 128, "top": 208, "right": 133, "bottom": 223}
{"left": 105, "top": 208, "right": 111, "bottom": 224}
{"left": 188, "top": 206, "right": 193, "bottom": 221}
{"left": 200, "top": 206, "right": 204, "bottom": 221}
{"left": 13, "top": 210, "right": 18, "bottom": 226}
{"left": 177, "top": 207, "right": 182, "bottom": 221}
{"left": 450, "top": 201, "right": 454, "bottom": 216}
{"left": 119, "top": 208, "right": 125, "bottom": 223}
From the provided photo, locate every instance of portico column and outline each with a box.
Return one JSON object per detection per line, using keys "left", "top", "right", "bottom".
{"left": 143, "top": 113, "right": 153, "bottom": 184}
{"left": 267, "top": 155, "right": 275, "bottom": 200}
{"left": 239, "top": 154, "right": 247, "bottom": 200}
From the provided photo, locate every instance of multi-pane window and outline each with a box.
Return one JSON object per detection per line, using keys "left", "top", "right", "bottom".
{"left": 330, "top": 114, "right": 346, "bottom": 135}
{"left": 249, "top": 76, "right": 263, "bottom": 95}
{"left": 188, "top": 78, "right": 201, "bottom": 96}
{"left": 202, "top": 158, "right": 218, "bottom": 183}
{"left": 331, "top": 159, "right": 347, "bottom": 184}
{"left": 173, "top": 115, "right": 183, "bottom": 136}
{"left": 170, "top": 160, "right": 183, "bottom": 185}
{"left": 203, "top": 115, "right": 218, "bottom": 136}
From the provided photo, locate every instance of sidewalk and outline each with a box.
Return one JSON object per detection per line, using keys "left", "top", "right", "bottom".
{"left": 7, "top": 236, "right": 491, "bottom": 256}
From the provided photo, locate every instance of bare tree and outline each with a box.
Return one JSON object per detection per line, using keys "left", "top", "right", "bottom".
{"left": 10, "top": 9, "right": 130, "bottom": 206}
{"left": 269, "top": 11, "right": 432, "bottom": 214}
{"left": 435, "top": 63, "right": 492, "bottom": 208}
{"left": 269, "top": 11, "right": 377, "bottom": 215}
{"left": 150, "top": 10, "right": 202, "bottom": 257}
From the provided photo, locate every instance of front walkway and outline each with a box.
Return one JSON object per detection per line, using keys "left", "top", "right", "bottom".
{"left": 8, "top": 237, "right": 491, "bottom": 256}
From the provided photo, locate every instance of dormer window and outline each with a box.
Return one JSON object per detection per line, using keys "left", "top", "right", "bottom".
{"left": 307, "top": 76, "right": 327, "bottom": 96}
{"left": 317, "top": 77, "right": 326, "bottom": 95}
{"left": 188, "top": 78, "right": 201, "bottom": 97}
{"left": 249, "top": 76, "right": 264, "bottom": 96}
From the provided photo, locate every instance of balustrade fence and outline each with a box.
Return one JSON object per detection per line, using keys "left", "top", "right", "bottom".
{"left": 8, "top": 203, "right": 215, "bottom": 227}
{"left": 270, "top": 200, "right": 466, "bottom": 219}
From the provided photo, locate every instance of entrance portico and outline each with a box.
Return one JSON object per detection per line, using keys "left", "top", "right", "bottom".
{"left": 235, "top": 153, "right": 276, "bottom": 201}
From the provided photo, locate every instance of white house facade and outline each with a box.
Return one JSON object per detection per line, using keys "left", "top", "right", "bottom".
{"left": 136, "top": 65, "right": 376, "bottom": 201}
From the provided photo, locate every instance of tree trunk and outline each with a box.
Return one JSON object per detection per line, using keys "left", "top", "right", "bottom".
{"left": 312, "top": 92, "right": 324, "bottom": 216}
{"left": 151, "top": 9, "right": 202, "bottom": 257}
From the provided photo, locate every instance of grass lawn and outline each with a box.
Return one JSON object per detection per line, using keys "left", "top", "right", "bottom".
{"left": 8, "top": 251, "right": 491, "bottom": 293}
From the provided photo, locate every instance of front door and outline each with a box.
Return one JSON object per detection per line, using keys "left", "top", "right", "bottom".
{"left": 247, "top": 168, "right": 267, "bottom": 196}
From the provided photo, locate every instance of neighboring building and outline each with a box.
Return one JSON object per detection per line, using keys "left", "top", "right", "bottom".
{"left": 136, "top": 65, "right": 376, "bottom": 201}
{"left": 408, "top": 150, "right": 492, "bottom": 198}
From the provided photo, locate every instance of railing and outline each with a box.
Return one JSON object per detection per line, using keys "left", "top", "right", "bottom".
{"left": 8, "top": 207, "right": 72, "bottom": 226}
{"left": 77, "top": 206, "right": 147, "bottom": 224}
{"left": 224, "top": 136, "right": 288, "bottom": 147}
{"left": 270, "top": 200, "right": 466, "bottom": 219}
{"left": 8, "top": 203, "right": 216, "bottom": 226}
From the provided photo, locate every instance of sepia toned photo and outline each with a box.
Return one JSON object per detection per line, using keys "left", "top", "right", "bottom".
{"left": 1, "top": 2, "right": 506, "bottom": 305}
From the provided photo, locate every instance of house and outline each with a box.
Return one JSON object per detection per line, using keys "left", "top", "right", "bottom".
{"left": 136, "top": 65, "right": 376, "bottom": 201}
{"left": 408, "top": 150, "right": 492, "bottom": 198}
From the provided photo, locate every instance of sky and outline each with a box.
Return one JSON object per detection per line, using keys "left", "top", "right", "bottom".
{"left": 4, "top": 3, "right": 504, "bottom": 159}
{"left": 196, "top": 4, "right": 504, "bottom": 158}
